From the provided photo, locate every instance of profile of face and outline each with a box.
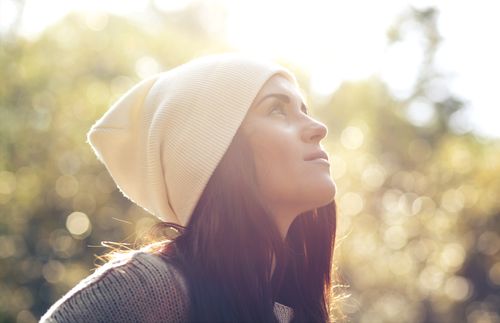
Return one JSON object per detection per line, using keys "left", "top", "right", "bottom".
{"left": 240, "top": 75, "right": 336, "bottom": 231}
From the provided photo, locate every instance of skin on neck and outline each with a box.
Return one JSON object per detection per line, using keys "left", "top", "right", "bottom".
{"left": 274, "top": 211, "right": 298, "bottom": 240}
{"left": 270, "top": 208, "right": 302, "bottom": 278}
{"left": 259, "top": 196, "right": 303, "bottom": 240}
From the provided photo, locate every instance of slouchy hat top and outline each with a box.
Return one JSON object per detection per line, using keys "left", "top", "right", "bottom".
{"left": 87, "top": 53, "right": 297, "bottom": 226}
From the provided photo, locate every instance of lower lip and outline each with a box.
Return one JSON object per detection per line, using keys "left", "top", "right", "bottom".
{"left": 307, "top": 158, "right": 330, "bottom": 166}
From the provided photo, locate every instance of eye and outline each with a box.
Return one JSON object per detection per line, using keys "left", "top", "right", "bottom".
{"left": 301, "top": 104, "right": 309, "bottom": 116}
{"left": 269, "top": 101, "right": 286, "bottom": 116}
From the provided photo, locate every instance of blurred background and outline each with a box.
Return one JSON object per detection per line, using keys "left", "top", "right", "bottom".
{"left": 1, "top": 0, "right": 499, "bottom": 322}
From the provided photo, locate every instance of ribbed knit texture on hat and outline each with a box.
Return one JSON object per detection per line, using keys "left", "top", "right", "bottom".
{"left": 87, "top": 53, "right": 296, "bottom": 226}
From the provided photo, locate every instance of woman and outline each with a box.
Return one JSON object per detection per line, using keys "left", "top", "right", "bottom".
{"left": 40, "top": 53, "right": 339, "bottom": 322}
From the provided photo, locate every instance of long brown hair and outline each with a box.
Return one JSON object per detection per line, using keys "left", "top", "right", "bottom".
{"left": 154, "top": 125, "right": 339, "bottom": 322}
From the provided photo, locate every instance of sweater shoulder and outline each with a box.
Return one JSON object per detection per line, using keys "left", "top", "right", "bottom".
{"left": 40, "top": 250, "right": 190, "bottom": 323}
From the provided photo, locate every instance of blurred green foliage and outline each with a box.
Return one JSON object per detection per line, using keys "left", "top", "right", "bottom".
{"left": 0, "top": 5, "right": 499, "bottom": 323}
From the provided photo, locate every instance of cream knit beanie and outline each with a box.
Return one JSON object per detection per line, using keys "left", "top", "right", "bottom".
{"left": 87, "top": 53, "right": 296, "bottom": 226}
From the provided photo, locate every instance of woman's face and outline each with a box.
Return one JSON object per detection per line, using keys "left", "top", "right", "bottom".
{"left": 241, "top": 75, "right": 336, "bottom": 226}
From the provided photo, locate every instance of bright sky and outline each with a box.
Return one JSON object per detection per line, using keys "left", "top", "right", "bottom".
{"left": 1, "top": 0, "right": 499, "bottom": 138}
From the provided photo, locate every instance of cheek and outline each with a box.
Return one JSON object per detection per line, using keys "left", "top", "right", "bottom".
{"left": 251, "top": 136, "right": 335, "bottom": 203}
{"left": 251, "top": 136, "right": 300, "bottom": 192}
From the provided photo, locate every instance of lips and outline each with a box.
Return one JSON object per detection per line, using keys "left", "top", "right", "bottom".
{"left": 304, "top": 150, "right": 329, "bottom": 162}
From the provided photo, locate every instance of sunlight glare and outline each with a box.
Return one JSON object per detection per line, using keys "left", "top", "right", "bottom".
{"left": 223, "top": 0, "right": 401, "bottom": 96}
{"left": 10, "top": 0, "right": 500, "bottom": 137}
{"left": 0, "top": 0, "right": 18, "bottom": 32}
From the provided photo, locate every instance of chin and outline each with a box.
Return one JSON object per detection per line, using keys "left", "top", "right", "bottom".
{"left": 320, "top": 178, "right": 337, "bottom": 199}
{"left": 307, "top": 181, "right": 337, "bottom": 210}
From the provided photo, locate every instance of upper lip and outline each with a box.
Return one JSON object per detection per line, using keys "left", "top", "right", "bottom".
{"left": 304, "top": 150, "right": 329, "bottom": 161}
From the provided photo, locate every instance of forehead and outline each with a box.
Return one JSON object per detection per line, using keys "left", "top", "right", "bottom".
{"left": 253, "top": 74, "right": 304, "bottom": 102}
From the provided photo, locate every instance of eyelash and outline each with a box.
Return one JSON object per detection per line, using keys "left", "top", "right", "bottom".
{"left": 269, "top": 102, "right": 308, "bottom": 116}
{"left": 270, "top": 102, "right": 286, "bottom": 115}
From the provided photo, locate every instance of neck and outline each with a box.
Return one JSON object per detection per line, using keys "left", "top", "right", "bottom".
{"left": 274, "top": 212, "right": 298, "bottom": 240}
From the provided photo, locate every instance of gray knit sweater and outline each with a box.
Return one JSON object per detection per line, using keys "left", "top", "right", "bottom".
{"left": 40, "top": 251, "right": 294, "bottom": 322}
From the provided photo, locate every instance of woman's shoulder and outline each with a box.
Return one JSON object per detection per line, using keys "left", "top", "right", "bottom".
{"left": 104, "top": 248, "right": 188, "bottom": 286}
{"left": 40, "top": 248, "right": 190, "bottom": 323}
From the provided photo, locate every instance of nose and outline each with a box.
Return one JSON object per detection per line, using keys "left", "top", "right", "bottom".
{"left": 301, "top": 117, "right": 328, "bottom": 143}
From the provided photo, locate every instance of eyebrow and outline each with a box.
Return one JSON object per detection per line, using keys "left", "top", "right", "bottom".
{"left": 255, "top": 93, "right": 308, "bottom": 114}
